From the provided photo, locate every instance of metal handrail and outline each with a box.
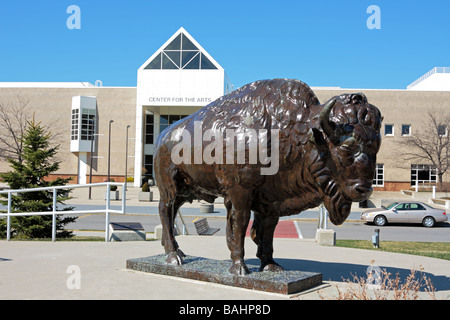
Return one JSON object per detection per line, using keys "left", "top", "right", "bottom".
{"left": 0, "top": 182, "right": 126, "bottom": 242}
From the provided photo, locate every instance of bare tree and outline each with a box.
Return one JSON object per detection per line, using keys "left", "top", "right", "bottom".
{"left": 395, "top": 108, "right": 450, "bottom": 191}
{"left": 0, "top": 95, "right": 31, "bottom": 164}
{"left": 0, "top": 96, "right": 66, "bottom": 167}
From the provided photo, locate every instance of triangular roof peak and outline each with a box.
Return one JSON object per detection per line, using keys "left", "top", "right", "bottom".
{"left": 139, "top": 27, "right": 223, "bottom": 71}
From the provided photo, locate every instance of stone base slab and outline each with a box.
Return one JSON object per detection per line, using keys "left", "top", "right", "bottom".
{"left": 126, "top": 254, "right": 322, "bottom": 295}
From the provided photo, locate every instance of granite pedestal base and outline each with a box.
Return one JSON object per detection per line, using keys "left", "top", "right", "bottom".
{"left": 126, "top": 254, "right": 322, "bottom": 295}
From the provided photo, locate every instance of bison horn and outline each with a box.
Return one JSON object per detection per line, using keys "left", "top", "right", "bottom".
{"left": 320, "top": 98, "right": 336, "bottom": 137}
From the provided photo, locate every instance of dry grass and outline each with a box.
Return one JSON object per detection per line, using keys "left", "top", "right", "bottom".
{"left": 320, "top": 260, "right": 436, "bottom": 300}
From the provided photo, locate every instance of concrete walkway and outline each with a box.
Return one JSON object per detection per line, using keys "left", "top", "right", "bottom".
{"left": 1, "top": 184, "right": 449, "bottom": 300}
{"left": 1, "top": 236, "right": 449, "bottom": 300}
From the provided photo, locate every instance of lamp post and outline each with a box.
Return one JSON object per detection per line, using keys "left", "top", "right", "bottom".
{"left": 124, "top": 125, "right": 130, "bottom": 190}
{"left": 108, "top": 120, "right": 114, "bottom": 182}
{"left": 372, "top": 229, "right": 380, "bottom": 248}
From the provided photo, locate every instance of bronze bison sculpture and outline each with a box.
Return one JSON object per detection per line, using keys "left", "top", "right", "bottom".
{"left": 154, "top": 78, "right": 382, "bottom": 275}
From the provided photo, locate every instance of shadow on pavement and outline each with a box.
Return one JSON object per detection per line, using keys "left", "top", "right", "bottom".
{"left": 246, "top": 258, "right": 450, "bottom": 292}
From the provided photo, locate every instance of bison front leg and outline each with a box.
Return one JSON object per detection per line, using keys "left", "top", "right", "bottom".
{"left": 227, "top": 206, "right": 251, "bottom": 275}
{"left": 225, "top": 189, "right": 252, "bottom": 276}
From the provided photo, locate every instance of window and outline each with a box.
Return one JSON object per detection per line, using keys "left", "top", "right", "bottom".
{"left": 384, "top": 124, "right": 394, "bottom": 136}
{"left": 169, "top": 115, "right": 181, "bottom": 125}
{"left": 438, "top": 125, "right": 447, "bottom": 137}
{"left": 144, "top": 155, "right": 153, "bottom": 178}
{"left": 397, "top": 203, "right": 425, "bottom": 211}
{"left": 410, "top": 203, "right": 425, "bottom": 210}
{"left": 71, "top": 109, "right": 79, "bottom": 140}
{"left": 72, "top": 108, "right": 96, "bottom": 141}
{"left": 386, "top": 202, "right": 398, "bottom": 209}
{"left": 145, "top": 33, "right": 217, "bottom": 70}
{"left": 411, "top": 164, "right": 437, "bottom": 186}
{"left": 81, "top": 109, "right": 96, "bottom": 140}
{"left": 401, "top": 124, "right": 411, "bottom": 136}
{"left": 373, "top": 163, "right": 384, "bottom": 186}
{"left": 160, "top": 114, "right": 169, "bottom": 134}
{"left": 159, "top": 114, "right": 189, "bottom": 137}
{"left": 395, "top": 203, "right": 408, "bottom": 211}
{"left": 145, "top": 114, "right": 154, "bottom": 144}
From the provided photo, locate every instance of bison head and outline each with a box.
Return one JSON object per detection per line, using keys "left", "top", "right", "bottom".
{"left": 310, "top": 93, "right": 382, "bottom": 225}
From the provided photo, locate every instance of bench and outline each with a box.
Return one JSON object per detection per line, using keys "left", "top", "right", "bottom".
{"left": 194, "top": 218, "right": 220, "bottom": 236}
{"left": 431, "top": 198, "right": 450, "bottom": 209}
{"left": 401, "top": 190, "right": 414, "bottom": 197}
{"left": 109, "top": 222, "right": 146, "bottom": 241}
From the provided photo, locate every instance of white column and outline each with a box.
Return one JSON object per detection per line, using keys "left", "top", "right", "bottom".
{"left": 78, "top": 152, "right": 88, "bottom": 184}
{"left": 133, "top": 104, "right": 144, "bottom": 187}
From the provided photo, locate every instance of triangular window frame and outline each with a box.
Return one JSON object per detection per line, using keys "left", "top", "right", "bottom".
{"left": 144, "top": 29, "right": 219, "bottom": 70}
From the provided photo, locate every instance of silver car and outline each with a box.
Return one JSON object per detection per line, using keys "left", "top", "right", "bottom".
{"left": 361, "top": 201, "right": 448, "bottom": 227}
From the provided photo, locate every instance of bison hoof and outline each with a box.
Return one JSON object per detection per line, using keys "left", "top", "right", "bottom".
{"left": 229, "top": 260, "right": 250, "bottom": 276}
{"left": 166, "top": 251, "right": 184, "bottom": 265}
{"left": 261, "top": 262, "right": 284, "bottom": 272}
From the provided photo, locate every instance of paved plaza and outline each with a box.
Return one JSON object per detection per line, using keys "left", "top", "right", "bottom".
{"left": 1, "top": 185, "right": 449, "bottom": 300}
{"left": 1, "top": 235, "right": 449, "bottom": 300}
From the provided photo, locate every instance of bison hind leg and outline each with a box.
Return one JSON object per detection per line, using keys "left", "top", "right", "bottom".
{"left": 251, "top": 213, "right": 284, "bottom": 272}
{"left": 159, "top": 198, "right": 185, "bottom": 265}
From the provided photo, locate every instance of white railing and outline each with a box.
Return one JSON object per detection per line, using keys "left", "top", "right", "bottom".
{"left": 0, "top": 182, "right": 126, "bottom": 242}
{"left": 407, "top": 67, "right": 450, "bottom": 89}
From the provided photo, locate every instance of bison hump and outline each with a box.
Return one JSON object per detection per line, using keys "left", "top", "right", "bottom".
{"left": 195, "top": 79, "right": 320, "bottom": 132}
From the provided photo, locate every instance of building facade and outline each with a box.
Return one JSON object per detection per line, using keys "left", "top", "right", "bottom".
{"left": 134, "top": 27, "right": 232, "bottom": 186}
{"left": 0, "top": 28, "right": 448, "bottom": 191}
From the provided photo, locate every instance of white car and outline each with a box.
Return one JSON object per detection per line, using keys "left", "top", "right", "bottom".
{"left": 361, "top": 201, "right": 447, "bottom": 227}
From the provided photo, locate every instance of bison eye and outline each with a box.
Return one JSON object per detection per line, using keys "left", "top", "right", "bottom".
{"left": 340, "top": 137, "right": 358, "bottom": 152}
{"left": 340, "top": 139, "right": 361, "bottom": 158}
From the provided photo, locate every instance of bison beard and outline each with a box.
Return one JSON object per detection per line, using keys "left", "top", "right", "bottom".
{"left": 310, "top": 149, "right": 352, "bottom": 225}
{"left": 154, "top": 78, "right": 382, "bottom": 275}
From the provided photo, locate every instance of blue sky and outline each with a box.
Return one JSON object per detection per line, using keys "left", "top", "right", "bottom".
{"left": 0, "top": 0, "right": 448, "bottom": 89}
